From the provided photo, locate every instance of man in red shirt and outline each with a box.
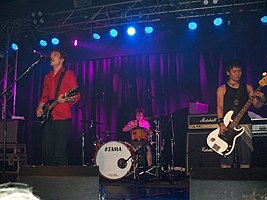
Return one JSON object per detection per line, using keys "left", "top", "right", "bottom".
{"left": 36, "top": 50, "right": 80, "bottom": 165}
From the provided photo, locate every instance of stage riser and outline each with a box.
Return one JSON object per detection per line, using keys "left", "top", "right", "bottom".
{"left": 190, "top": 168, "right": 267, "bottom": 200}
{"left": 18, "top": 166, "right": 99, "bottom": 200}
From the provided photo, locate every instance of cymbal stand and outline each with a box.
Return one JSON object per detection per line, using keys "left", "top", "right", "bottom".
{"left": 139, "top": 119, "right": 161, "bottom": 178}
{"left": 169, "top": 115, "right": 176, "bottom": 171}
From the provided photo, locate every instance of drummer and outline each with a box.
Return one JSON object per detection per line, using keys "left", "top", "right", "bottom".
{"left": 122, "top": 108, "right": 152, "bottom": 168}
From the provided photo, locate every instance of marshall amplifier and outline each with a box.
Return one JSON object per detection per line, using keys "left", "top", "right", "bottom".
{"left": 186, "top": 131, "right": 221, "bottom": 175}
{"left": 188, "top": 114, "right": 219, "bottom": 130}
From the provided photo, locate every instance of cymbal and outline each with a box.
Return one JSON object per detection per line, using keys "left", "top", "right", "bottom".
{"left": 80, "top": 120, "right": 104, "bottom": 125}
{"left": 144, "top": 115, "right": 160, "bottom": 121}
{"left": 98, "top": 131, "right": 116, "bottom": 135}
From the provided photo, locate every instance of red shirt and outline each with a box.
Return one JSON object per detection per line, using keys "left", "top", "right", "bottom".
{"left": 39, "top": 68, "right": 80, "bottom": 120}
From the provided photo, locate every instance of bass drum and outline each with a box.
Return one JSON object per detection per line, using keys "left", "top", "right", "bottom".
{"left": 95, "top": 141, "right": 135, "bottom": 180}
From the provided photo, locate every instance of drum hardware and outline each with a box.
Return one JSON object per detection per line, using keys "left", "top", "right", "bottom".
{"left": 79, "top": 119, "right": 103, "bottom": 166}
{"left": 138, "top": 118, "right": 162, "bottom": 179}
{"left": 169, "top": 114, "right": 176, "bottom": 171}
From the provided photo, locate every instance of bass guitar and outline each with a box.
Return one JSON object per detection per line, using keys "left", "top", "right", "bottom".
{"left": 37, "top": 87, "right": 79, "bottom": 125}
{"left": 207, "top": 74, "right": 267, "bottom": 156}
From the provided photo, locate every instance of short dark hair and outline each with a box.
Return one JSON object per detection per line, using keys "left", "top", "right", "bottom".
{"left": 51, "top": 49, "right": 67, "bottom": 64}
{"left": 225, "top": 60, "right": 243, "bottom": 72}
{"left": 135, "top": 107, "right": 144, "bottom": 115}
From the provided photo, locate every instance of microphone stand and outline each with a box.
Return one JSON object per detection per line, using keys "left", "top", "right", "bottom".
{"left": 1, "top": 56, "right": 43, "bottom": 181}
{"left": 169, "top": 115, "right": 176, "bottom": 172}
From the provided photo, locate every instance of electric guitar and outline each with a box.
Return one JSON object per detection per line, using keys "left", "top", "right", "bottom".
{"left": 207, "top": 74, "right": 267, "bottom": 156}
{"left": 37, "top": 87, "right": 79, "bottom": 125}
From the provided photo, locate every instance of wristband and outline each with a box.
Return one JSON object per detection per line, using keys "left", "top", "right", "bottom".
{"left": 217, "top": 118, "right": 223, "bottom": 125}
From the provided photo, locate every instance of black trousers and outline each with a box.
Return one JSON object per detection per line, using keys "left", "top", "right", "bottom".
{"left": 42, "top": 119, "right": 71, "bottom": 166}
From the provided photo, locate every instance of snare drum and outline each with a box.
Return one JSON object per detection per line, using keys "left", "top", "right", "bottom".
{"left": 130, "top": 127, "right": 148, "bottom": 141}
{"left": 95, "top": 141, "right": 135, "bottom": 180}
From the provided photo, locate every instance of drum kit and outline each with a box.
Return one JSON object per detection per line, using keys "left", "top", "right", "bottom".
{"left": 82, "top": 115, "right": 169, "bottom": 181}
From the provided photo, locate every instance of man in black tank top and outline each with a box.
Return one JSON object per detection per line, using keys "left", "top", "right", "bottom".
{"left": 216, "top": 60, "right": 266, "bottom": 168}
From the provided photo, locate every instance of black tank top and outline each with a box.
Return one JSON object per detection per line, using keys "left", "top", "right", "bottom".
{"left": 223, "top": 83, "right": 251, "bottom": 124}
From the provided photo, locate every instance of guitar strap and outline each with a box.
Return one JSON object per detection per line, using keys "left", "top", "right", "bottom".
{"left": 54, "top": 71, "right": 66, "bottom": 100}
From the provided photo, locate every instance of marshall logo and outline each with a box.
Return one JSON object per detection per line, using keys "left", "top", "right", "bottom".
{"left": 201, "top": 147, "right": 213, "bottom": 152}
{"left": 200, "top": 117, "right": 217, "bottom": 123}
{"left": 104, "top": 146, "right": 122, "bottom": 152}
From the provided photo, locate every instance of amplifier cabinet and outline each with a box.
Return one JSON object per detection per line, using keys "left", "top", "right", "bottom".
{"left": 186, "top": 131, "right": 221, "bottom": 175}
{"left": 251, "top": 134, "right": 267, "bottom": 168}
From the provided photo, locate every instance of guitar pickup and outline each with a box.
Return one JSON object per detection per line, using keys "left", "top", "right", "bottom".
{"left": 212, "top": 143, "right": 221, "bottom": 151}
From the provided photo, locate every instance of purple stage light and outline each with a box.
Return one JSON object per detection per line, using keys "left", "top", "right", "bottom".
{"left": 74, "top": 40, "right": 78, "bottom": 46}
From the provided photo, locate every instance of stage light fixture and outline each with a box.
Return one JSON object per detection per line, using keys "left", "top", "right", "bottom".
{"left": 145, "top": 26, "right": 153, "bottom": 34}
{"left": 213, "top": 0, "right": 218, "bottom": 4}
{"left": 10, "top": 43, "right": 18, "bottom": 51}
{"left": 213, "top": 17, "right": 223, "bottom": 26}
{"left": 51, "top": 37, "right": 59, "bottom": 45}
{"left": 261, "top": 16, "right": 267, "bottom": 24}
{"left": 93, "top": 33, "right": 100, "bottom": 40}
{"left": 31, "top": 10, "right": 45, "bottom": 25}
{"left": 110, "top": 29, "right": 118, "bottom": 37}
{"left": 127, "top": 27, "right": 136, "bottom": 36}
{"left": 39, "top": 39, "right": 47, "bottom": 47}
{"left": 188, "top": 22, "right": 197, "bottom": 30}
{"left": 203, "top": 0, "right": 209, "bottom": 5}
{"left": 73, "top": 40, "right": 78, "bottom": 46}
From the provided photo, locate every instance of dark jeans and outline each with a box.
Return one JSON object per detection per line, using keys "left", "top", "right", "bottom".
{"left": 42, "top": 119, "right": 71, "bottom": 166}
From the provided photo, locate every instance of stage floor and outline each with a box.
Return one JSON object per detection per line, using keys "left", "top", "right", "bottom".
{"left": 99, "top": 171, "right": 189, "bottom": 200}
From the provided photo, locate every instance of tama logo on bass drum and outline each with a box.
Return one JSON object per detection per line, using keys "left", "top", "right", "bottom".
{"left": 104, "top": 146, "right": 122, "bottom": 152}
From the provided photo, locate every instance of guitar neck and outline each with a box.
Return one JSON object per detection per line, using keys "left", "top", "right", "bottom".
{"left": 48, "top": 100, "right": 59, "bottom": 110}
{"left": 229, "top": 85, "right": 262, "bottom": 129}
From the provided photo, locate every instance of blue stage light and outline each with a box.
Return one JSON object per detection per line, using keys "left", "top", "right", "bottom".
{"left": 39, "top": 39, "right": 47, "bottom": 47}
{"left": 93, "top": 33, "right": 100, "bottom": 40}
{"left": 261, "top": 16, "right": 267, "bottom": 24}
{"left": 213, "top": 17, "right": 223, "bottom": 26}
{"left": 145, "top": 26, "right": 153, "bottom": 34}
{"left": 51, "top": 37, "right": 59, "bottom": 45}
{"left": 127, "top": 27, "right": 136, "bottom": 36}
{"left": 10, "top": 43, "right": 18, "bottom": 51}
{"left": 188, "top": 22, "right": 197, "bottom": 30}
{"left": 110, "top": 29, "right": 118, "bottom": 37}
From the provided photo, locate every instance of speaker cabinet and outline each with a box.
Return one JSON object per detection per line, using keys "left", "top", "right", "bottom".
{"left": 186, "top": 131, "right": 221, "bottom": 174}
{"left": 0, "top": 121, "right": 20, "bottom": 143}
{"left": 190, "top": 168, "right": 267, "bottom": 200}
{"left": 252, "top": 135, "right": 267, "bottom": 167}
{"left": 18, "top": 166, "right": 99, "bottom": 200}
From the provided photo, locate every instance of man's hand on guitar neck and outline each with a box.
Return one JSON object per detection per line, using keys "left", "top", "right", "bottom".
{"left": 58, "top": 94, "right": 75, "bottom": 103}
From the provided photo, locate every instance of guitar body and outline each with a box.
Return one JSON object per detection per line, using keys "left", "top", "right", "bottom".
{"left": 37, "top": 87, "right": 79, "bottom": 126}
{"left": 206, "top": 110, "right": 244, "bottom": 156}
{"left": 38, "top": 99, "right": 54, "bottom": 125}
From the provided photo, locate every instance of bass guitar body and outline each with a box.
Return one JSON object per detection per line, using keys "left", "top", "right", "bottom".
{"left": 206, "top": 111, "right": 244, "bottom": 156}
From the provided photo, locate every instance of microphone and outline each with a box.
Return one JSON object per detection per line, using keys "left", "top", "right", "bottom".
{"left": 33, "top": 50, "right": 51, "bottom": 60}
{"left": 89, "top": 120, "right": 94, "bottom": 128}
{"left": 117, "top": 158, "right": 127, "bottom": 169}
{"left": 147, "top": 88, "right": 150, "bottom": 99}
{"left": 168, "top": 114, "right": 173, "bottom": 123}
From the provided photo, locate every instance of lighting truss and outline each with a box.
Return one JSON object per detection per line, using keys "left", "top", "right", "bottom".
{"left": 0, "top": 0, "right": 266, "bottom": 39}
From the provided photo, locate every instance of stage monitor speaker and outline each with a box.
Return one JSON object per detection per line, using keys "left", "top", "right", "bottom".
{"left": 18, "top": 166, "right": 99, "bottom": 200}
{"left": 0, "top": 120, "right": 19, "bottom": 143}
{"left": 190, "top": 168, "right": 267, "bottom": 200}
{"left": 186, "top": 131, "right": 221, "bottom": 174}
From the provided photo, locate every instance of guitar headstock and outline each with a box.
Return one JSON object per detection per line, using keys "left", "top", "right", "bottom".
{"left": 65, "top": 87, "right": 79, "bottom": 97}
{"left": 259, "top": 72, "right": 267, "bottom": 87}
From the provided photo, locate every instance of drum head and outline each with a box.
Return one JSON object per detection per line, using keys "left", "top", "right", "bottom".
{"left": 95, "top": 141, "right": 133, "bottom": 180}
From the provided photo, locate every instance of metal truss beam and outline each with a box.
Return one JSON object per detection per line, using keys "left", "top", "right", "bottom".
{"left": 0, "top": 0, "right": 266, "bottom": 39}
